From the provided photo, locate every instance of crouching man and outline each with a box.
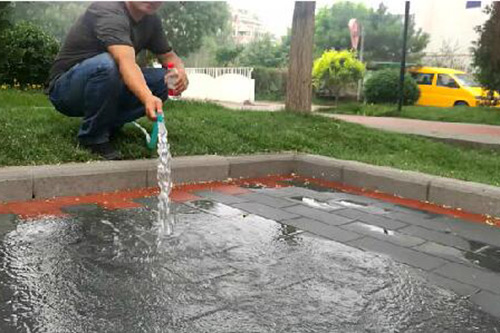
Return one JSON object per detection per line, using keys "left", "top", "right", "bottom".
{"left": 47, "top": 1, "right": 188, "bottom": 160}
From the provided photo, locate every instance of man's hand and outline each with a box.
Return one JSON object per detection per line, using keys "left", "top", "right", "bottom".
{"left": 144, "top": 94, "right": 163, "bottom": 121}
{"left": 158, "top": 51, "right": 189, "bottom": 94}
{"left": 174, "top": 68, "right": 188, "bottom": 94}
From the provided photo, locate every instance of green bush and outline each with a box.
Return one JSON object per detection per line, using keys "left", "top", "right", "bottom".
{"left": 364, "top": 69, "right": 420, "bottom": 105}
{"left": 252, "top": 67, "right": 287, "bottom": 101}
{"left": 0, "top": 21, "right": 59, "bottom": 85}
{"left": 312, "top": 49, "right": 365, "bottom": 104}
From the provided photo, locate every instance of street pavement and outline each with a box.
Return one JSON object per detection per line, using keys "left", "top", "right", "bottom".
{"left": 324, "top": 114, "right": 500, "bottom": 148}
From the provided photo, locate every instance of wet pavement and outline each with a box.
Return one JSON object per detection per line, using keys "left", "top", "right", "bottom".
{"left": 1, "top": 179, "right": 500, "bottom": 332}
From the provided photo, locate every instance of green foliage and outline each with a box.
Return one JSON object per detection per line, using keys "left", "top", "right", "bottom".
{"left": 158, "top": 2, "right": 230, "bottom": 57}
{"left": 364, "top": 69, "right": 420, "bottom": 105}
{"left": 238, "top": 34, "right": 289, "bottom": 68}
{"left": 0, "top": 22, "right": 59, "bottom": 85}
{"left": 10, "top": 2, "right": 229, "bottom": 58}
{"left": 10, "top": 2, "right": 88, "bottom": 42}
{"left": 312, "top": 50, "right": 365, "bottom": 102}
{"left": 216, "top": 44, "right": 244, "bottom": 66}
{"left": 314, "top": 2, "right": 429, "bottom": 62}
{"left": 0, "top": 2, "right": 11, "bottom": 33}
{"left": 472, "top": 4, "right": 500, "bottom": 92}
{"left": 252, "top": 67, "right": 287, "bottom": 100}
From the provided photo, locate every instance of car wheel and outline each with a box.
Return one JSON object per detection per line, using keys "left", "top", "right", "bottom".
{"left": 454, "top": 101, "right": 469, "bottom": 107}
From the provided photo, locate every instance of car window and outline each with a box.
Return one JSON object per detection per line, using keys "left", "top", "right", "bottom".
{"left": 436, "top": 74, "right": 459, "bottom": 88}
{"left": 411, "top": 72, "right": 434, "bottom": 85}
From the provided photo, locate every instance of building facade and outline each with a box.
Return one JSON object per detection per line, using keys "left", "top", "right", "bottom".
{"left": 230, "top": 7, "right": 267, "bottom": 44}
{"left": 412, "top": 0, "right": 493, "bottom": 70}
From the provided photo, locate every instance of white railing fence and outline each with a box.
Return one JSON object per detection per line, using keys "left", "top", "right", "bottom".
{"left": 185, "top": 67, "right": 254, "bottom": 79}
{"left": 182, "top": 67, "right": 255, "bottom": 103}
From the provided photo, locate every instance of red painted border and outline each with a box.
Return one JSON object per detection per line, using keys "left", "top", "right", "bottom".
{"left": 0, "top": 174, "right": 498, "bottom": 228}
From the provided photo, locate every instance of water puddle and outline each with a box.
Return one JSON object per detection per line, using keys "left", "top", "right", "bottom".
{"left": 337, "top": 199, "right": 368, "bottom": 208}
{"left": 188, "top": 200, "right": 243, "bottom": 217}
{"left": 291, "top": 196, "right": 338, "bottom": 210}
{"left": 1, "top": 208, "right": 499, "bottom": 332}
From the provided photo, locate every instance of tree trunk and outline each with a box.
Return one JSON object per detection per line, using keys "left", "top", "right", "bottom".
{"left": 285, "top": 1, "right": 316, "bottom": 113}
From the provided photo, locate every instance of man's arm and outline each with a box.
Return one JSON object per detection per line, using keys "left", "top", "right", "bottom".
{"left": 158, "top": 51, "right": 189, "bottom": 94}
{"left": 108, "top": 44, "right": 163, "bottom": 120}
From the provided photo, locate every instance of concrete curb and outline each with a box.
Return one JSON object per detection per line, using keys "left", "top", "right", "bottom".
{"left": 1, "top": 153, "right": 500, "bottom": 217}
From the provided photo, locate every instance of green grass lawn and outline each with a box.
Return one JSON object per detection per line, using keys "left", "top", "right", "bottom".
{"left": 1, "top": 89, "right": 500, "bottom": 186}
{"left": 322, "top": 101, "right": 500, "bottom": 126}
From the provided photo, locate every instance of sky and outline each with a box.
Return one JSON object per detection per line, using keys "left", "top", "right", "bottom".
{"left": 227, "top": 0, "right": 406, "bottom": 37}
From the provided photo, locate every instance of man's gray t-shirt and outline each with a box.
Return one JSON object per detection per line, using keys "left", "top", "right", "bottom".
{"left": 48, "top": 1, "right": 171, "bottom": 90}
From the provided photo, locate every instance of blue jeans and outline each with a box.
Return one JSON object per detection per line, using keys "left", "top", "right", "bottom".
{"left": 49, "top": 53, "right": 168, "bottom": 145}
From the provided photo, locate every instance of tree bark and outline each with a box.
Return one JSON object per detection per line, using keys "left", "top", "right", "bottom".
{"left": 285, "top": 1, "right": 316, "bottom": 113}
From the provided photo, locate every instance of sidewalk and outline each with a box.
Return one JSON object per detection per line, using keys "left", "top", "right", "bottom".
{"left": 321, "top": 114, "right": 500, "bottom": 149}
{"left": 214, "top": 100, "right": 330, "bottom": 112}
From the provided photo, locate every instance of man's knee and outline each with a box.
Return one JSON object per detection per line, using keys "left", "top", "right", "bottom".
{"left": 92, "top": 53, "right": 121, "bottom": 87}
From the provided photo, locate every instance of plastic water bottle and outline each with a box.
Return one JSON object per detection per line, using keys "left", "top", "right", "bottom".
{"left": 165, "top": 62, "right": 179, "bottom": 96}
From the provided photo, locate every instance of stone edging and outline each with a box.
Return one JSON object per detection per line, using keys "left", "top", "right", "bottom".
{"left": 1, "top": 153, "right": 499, "bottom": 217}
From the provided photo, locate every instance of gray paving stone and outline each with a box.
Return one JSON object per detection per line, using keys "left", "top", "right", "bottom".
{"left": 435, "top": 217, "right": 500, "bottom": 248}
{"left": 0, "top": 214, "right": 16, "bottom": 236}
{"left": 424, "top": 272, "right": 478, "bottom": 296}
{"left": 281, "top": 218, "right": 362, "bottom": 243}
{"left": 0, "top": 213, "right": 15, "bottom": 224}
{"left": 342, "top": 221, "right": 426, "bottom": 248}
{"left": 398, "top": 225, "right": 471, "bottom": 251}
{"left": 470, "top": 291, "right": 500, "bottom": 318}
{"left": 195, "top": 191, "right": 248, "bottom": 205}
{"left": 434, "top": 262, "right": 500, "bottom": 294}
{"left": 414, "top": 242, "right": 470, "bottom": 265}
{"left": 338, "top": 204, "right": 388, "bottom": 215}
{"left": 231, "top": 202, "right": 299, "bottom": 221}
{"left": 335, "top": 209, "right": 407, "bottom": 230}
{"left": 253, "top": 187, "right": 336, "bottom": 201}
{"left": 349, "top": 236, "right": 448, "bottom": 271}
{"left": 236, "top": 192, "right": 296, "bottom": 208}
{"left": 284, "top": 205, "right": 353, "bottom": 226}
{"left": 375, "top": 203, "right": 436, "bottom": 217}
{"left": 386, "top": 212, "right": 452, "bottom": 232}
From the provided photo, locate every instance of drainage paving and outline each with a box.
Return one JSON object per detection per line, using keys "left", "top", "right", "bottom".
{"left": 1, "top": 183, "right": 500, "bottom": 332}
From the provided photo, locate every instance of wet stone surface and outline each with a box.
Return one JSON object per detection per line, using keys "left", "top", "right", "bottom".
{"left": 1, "top": 184, "right": 500, "bottom": 332}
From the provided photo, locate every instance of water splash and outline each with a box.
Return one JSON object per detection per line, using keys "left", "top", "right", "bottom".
{"left": 156, "top": 117, "right": 175, "bottom": 238}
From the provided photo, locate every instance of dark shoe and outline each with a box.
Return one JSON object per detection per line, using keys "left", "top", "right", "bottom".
{"left": 109, "top": 126, "right": 124, "bottom": 141}
{"left": 80, "top": 141, "right": 122, "bottom": 160}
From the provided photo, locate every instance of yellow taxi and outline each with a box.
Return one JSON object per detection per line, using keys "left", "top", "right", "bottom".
{"left": 408, "top": 66, "right": 498, "bottom": 107}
